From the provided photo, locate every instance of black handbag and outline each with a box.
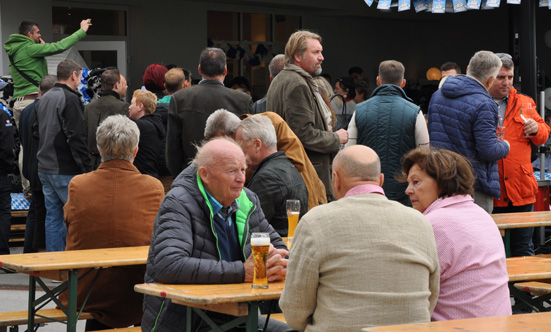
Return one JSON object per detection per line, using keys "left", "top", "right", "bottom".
{"left": 331, "top": 94, "right": 352, "bottom": 131}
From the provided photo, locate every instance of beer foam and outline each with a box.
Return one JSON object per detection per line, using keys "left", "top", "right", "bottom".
{"left": 251, "top": 236, "right": 270, "bottom": 246}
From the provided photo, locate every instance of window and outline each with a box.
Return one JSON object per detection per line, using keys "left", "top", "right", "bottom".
{"left": 52, "top": 6, "right": 126, "bottom": 36}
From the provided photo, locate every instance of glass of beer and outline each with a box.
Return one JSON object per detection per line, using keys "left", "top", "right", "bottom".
{"left": 251, "top": 232, "right": 270, "bottom": 289}
{"left": 286, "top": 199, "right": 300, "bottom": 246}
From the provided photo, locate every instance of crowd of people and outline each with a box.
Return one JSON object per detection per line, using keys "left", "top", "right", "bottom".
{"left": 1, "top": 17, "right": 550, "bottom": 332}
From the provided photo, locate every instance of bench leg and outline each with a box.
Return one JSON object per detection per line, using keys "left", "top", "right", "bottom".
{"left": 67, "top": 270, "right": 78, "bottom": 332}
{"left": 28, "top": 276, "right": 36, "bottom": 331}
{"left": 246, "top": 302, "right": 258, "bottom": 332}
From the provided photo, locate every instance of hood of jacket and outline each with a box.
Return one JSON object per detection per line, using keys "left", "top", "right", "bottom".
{"left": 3, "top": 34, "right": 33, "bottom": 56}
{"left": 440, "top": 75, "right": 489, "bottom": 100}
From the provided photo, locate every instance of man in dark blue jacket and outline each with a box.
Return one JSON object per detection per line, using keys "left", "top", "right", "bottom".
{"left": 428, "top": 51, "right": 510, "bottom": 213}
{"left": 19, "top": 75, "right": 56, "bottom": 253}
{"left": 142, "top": 138, "right": 290, "bottom": 332}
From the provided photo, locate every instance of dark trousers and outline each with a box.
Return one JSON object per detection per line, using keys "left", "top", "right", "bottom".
{"left": 0, "top": 175, "right": 11, "bottom": 255}
{"left": 493, "top": 202, "right": 534, "bottom": 257}
{"left": 23, "top": 189, "right": 46, "bottom": 253}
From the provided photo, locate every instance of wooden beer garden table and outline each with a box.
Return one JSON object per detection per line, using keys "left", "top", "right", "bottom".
{"left": 0, "top": 246, "right": 149, "bottom": 332}
{"left": 507, "top": 254, "right": 551, "bottom": 312}
{"left": 361, "top": 311, "right": 551, "bottom": 332}
{"left": 134, "top": 281, "right": 285, "bottom": 332}
{"left": 491, "top": 211, "right": 551, "bottom": 257}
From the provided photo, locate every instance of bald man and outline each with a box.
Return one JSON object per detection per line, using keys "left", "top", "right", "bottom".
{"left": 142, "top": 137, "right": 291, "bottom": 332}
{"left": 280, "top": 145, "right": 440, "bottom": 332}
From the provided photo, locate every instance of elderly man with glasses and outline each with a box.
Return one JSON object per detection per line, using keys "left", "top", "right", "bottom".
{"left": 489, "top": 52, "right": 550, "bottom": 257}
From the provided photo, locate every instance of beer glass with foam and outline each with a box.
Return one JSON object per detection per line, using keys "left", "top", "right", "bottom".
{"left": 286, "top": 199, "right": 300, "bottom": 245}
{"left": 251, "top": 232, "right": 270, "bottom": 289}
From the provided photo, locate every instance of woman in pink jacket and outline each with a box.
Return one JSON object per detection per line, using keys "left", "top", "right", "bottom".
{"left": 401, "top": 148, "right": 511, "bottom": 321}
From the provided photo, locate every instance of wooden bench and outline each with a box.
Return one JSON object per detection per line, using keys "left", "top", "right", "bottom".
{"left": 93, "top": 327, "right": 140, "bottom": 332}
{"left": 515, "top": 281, "right": 551, "bottom": 296}
{"left": 263, "top": 313, "right": 286, "bottom": 323}
{"left": 10, "top": 211, "right": 28, "bottom": 218}
{"left": 0, "top": 309, "right": 93, "bottom": 332}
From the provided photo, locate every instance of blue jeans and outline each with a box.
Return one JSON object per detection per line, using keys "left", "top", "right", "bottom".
{"left": 38, "top": 172, "right": 74, "bottom": 252}
{"left": 0, "top": 175, "right": 11, "bottom": 255}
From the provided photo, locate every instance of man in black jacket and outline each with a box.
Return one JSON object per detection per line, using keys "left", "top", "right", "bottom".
{"left": 0, "top": 104, "right": 16, "bottom": 256}
{"left": 84, "top": 68, "right": 129, "bottom": 169}
{"left": 34, "top": 59, "right": 91, "bottom": 252}
{"left": 235, "top": 115, "right": 308, "bottom": 236}
{"left": 166, "top": 47, "right": 253, "bottom": 177}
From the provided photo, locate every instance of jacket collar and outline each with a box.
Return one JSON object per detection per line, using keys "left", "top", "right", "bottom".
{"left": 250, "top": 151, "right": 286, "bottom": 178}
{"left": 198, "top": 79, "right": 224, "bottom": 86}
{"left": 54, "top": 82, "right": 82, "bottom": 97}
{"left": 98, "top": 90, "right": 121, "bottom": 100}
{"left": 283, "top": 64, "right": 317, "bottom": 90}
{"left": 97, "top": 159, "right": 139, "bottom": 172}
{"left": 423, "top": 194, "right": 474, "bottom": 215}
{"left": 371, "top": 84, "right": 413, "bottom": 103}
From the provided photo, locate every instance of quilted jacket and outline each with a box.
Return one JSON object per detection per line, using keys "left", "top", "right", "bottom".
{"left": 428, "top": 75, "right": 509, "bottom": 198}
{"left": 141, "top": 165, "right": 286, "bottom": 332}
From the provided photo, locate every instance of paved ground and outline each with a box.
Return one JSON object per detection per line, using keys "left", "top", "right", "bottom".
{"left": 0, "top": 246, "right": 86, "bottom": 332}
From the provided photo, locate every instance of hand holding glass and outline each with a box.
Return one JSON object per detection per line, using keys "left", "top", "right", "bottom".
{"left": 251, "top": 233, "right": 270, "bottom": 289}
{"left": 496, "top": 125, "right": 506, "bottom": 140}
{"left": 520, "top": 103, "right": 534, "bottom": 138}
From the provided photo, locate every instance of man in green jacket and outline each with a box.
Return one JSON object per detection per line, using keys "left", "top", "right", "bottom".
{"left": 4, "top": 19, "right": 92, "bottom": 123}
{"left": 4, "top": 18, "right": 91, "bottom": 194}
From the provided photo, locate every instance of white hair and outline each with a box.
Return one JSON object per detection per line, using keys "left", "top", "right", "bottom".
{"left": 237, "top": 116, "right": 277, "bottom": 150}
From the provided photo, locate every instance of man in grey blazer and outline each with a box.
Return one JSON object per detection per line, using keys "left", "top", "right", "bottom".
{"left": 166, "top": 47, "right": 253, "bottom": 176}
{"left": 280, "top": 145, "right": 440, "bottom": 332}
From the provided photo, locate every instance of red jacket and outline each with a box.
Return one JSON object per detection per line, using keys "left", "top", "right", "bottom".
{"left": 494, "top": 88, "right": 550, "bottom": 207}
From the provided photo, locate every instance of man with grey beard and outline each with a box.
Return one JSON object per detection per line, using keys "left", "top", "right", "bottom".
{"left": 266, "top": 30, "right": 348, "bottom": 201}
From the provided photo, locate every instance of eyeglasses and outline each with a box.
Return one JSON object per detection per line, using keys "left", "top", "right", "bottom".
{"left": 495, "top": 53, "right": 512, "bottom": 60}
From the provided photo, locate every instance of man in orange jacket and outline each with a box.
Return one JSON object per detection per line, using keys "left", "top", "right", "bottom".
{"left": 490, "top": 53, "right": 550, "bottom": 256}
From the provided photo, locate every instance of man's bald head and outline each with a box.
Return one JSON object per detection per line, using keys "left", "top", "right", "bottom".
{"left": 332, "top": 146, "right": 383, "bottom": 199}
{"left": 193, "top": 137, "right": 244, "bottom": 168}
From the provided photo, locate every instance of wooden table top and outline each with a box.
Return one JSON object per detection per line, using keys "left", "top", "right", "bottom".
{"left": 134, "top": 281, "right": 285, "bottom": 306}
{"left": 0, "top": 246, "right": 149, "bottom": 273}
{"left": 507, "top": 254, "right": 551, "bottom": 282}
{"left": 361, "top": 311, "right": 551, "bottom": 331}
{"left": 492, "top": 211, "right": 551, "bottom": 229}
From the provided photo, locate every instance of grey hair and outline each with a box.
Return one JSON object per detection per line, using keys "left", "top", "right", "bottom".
{"left": 204, "top": 109, "right": 241, "bottom": 140}
{"left": 334, "top": 149, "right": 381, "bottom": 182}
{"left": 192, "top": 136, "right": 241, "bottom": 167}
{"left": 467, "top": 51, "right": 502, "bottom": 83}
{"left": 500, "top": 57, "right": 514, "bottom": 70}
{"left": 96, "top": 115, "right": 140, "bottom": 163}
{"left": 269, "top": 54, "right": 285, "bottom": 78}
{"left": 237, "top": 115, "right": 277, "bottom": 150}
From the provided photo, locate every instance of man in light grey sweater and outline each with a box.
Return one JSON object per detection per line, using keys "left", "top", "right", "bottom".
{"left": 280, "top": 145, "right": 440, "bottom": 332}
